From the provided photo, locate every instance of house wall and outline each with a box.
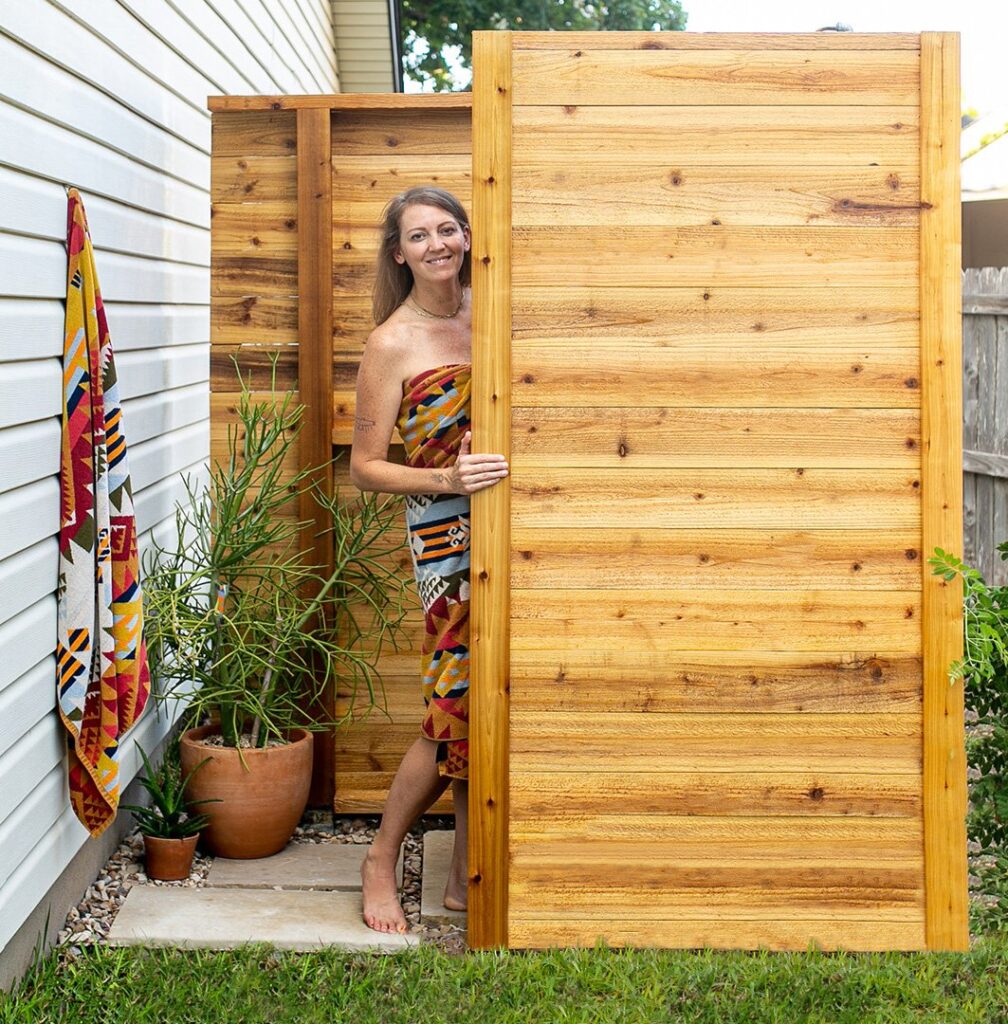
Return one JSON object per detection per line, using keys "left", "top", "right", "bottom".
{"left": 332, "top": 0, "right": 397, "bottom": 92}
{"left": 0, "top": 0, "right": 340, "bottom": 986}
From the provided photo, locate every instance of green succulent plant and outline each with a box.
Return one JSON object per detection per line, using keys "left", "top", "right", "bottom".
{"left": 120, "top": 741, "right": 218, "bottom": 839}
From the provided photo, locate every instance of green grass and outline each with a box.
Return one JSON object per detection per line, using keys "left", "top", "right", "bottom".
{"left": 4, "top": 935, "right": 1008, "bottom": 1024}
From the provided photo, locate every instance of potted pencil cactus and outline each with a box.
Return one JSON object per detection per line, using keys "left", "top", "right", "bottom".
{"left": 142, "top": 361, "right": 411, "bottom": 858}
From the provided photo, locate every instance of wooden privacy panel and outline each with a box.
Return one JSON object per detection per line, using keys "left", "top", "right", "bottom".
{"left": 469, "top": 31, "right": 967, "bottom": 952}
{"left": 209, "top": 95, "right": 471, "bottom": 814}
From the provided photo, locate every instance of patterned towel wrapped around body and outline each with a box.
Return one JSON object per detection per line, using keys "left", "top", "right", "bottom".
{"left": 395, "top": 362, "right": 471, "bottom": 780}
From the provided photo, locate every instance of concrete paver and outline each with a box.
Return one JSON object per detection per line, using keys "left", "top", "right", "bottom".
{"left": 421, "top": 830, "right": 467, "bottom": 925}
{"left": 207, "top": 841, "right": 403, "bottom": 890}
{"left": 107, "top": 886, "right": 417, "bottom": 951}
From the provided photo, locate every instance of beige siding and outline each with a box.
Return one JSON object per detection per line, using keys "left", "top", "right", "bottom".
{"left": 332, "top": 0, "right": 396, "bottom": 91}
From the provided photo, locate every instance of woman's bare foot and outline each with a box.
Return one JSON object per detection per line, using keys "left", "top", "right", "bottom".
{"left": 443, "top": 862, "right": 467, "bottom": 911}
{"left": 361, "top": 850, "right": 407, "bottom": 933}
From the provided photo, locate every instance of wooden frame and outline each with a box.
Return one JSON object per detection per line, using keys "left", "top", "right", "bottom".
{"left": 919, "top": 31, "right": 968, "bottom": 951}
{"left": 469, "top": 30, "right": 512, "bottom": 950}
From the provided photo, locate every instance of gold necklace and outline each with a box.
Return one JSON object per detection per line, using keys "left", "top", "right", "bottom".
{"left": 408, "top": 289, "right": 464, "bottom": 319}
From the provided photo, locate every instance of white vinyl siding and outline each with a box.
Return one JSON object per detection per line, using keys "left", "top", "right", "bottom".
{"left": 0, "top": 0, "right": 339, "bottom": 959}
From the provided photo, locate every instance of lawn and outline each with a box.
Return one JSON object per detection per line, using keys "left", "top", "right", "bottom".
{"left": 3, "top": 934, "right": 1007, "bottom": 1024}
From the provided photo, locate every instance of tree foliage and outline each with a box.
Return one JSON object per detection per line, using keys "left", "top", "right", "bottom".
{"left": 401, "top": 0, "right": 688, "bottom": 91}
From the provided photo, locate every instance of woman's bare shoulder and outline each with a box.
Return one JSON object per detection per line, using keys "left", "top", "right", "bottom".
{"left": 362, "top": 311, "right": 413, "bottom": 363}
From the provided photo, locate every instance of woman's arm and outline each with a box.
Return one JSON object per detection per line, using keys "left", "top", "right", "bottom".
{"left": 349, "top": 331, "right": 458, "bottom": 496}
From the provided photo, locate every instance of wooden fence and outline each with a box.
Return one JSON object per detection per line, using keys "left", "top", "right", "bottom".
{"left": 962, "top": 266, "right": 1008, "bottom": 586}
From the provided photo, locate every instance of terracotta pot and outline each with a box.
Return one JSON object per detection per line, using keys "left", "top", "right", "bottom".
{"left": 143, "top": 833, "right": 199, "bottom": 881}
{"left": 178, "top": 725, "right": 314, "bottom": 859}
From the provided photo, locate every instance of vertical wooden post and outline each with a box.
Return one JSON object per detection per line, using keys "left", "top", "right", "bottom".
{"left": 297, "top": 107, "right": 336, "bottom": 807}
{"left": 920, "top": 31, "right": 969, "bottom": 950}
{"left": 470, "top": 29, "right": 512, "bottom": 949}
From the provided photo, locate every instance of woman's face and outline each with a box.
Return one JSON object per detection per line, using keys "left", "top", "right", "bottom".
{"left": 393, "top": 203, "right": 469, "bottom": 285}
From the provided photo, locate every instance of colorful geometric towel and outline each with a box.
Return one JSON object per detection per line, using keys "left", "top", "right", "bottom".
{"left": 57, "top": 189, "right": 150, "bottom": 838}
{"left": 396, "top": 363, "right": 472, "bottom": 780}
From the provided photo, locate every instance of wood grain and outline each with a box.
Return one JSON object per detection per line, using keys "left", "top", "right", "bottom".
{"left": 470, "top": 27, "right": 511, "bottom": 950}
{"left": 509, "top": 649, "right": 922, "bottom": 713}
{"left": 509, "top": 771, "right": 921, "bottom": 818}
{"left": 508, "top": 468, "right": 922, "bottom": 529}
{"left": 510, "top": 711, "right": 921, "bottom": 774}
{"left": 512, "top": 49, "right": 919, "bottom": 106}
{"left": 509, "top": 588, "right": 922, "bottom": 653}
{"left": 513, "top": 105, "right": 919, "bottom": 166}
{"left": 509, "top": 527, "right": 922, "bottom": 589}
{"left": 512, "top": 163, "right": 921, "bottom": 227}
{"left": 296, "top": 107, "right": 335, "bottom": 805}
{"left": 919, "top": 31, "right": 969, "bottom": 951}
{"left": 511, "top": 226, "right": 919, "bottom": 288}
{"left": 506, "top": 918, "right": 925, "bottom": 952}
{"left": 510, "top": 408, "right": 920, "bottom": 467}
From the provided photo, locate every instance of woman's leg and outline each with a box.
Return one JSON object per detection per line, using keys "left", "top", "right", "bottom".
{"left": 443, "top": 777, "right": 468, "bottom": 910}
{"left": 361, "top": 734, "right": 451, "bottom": 932}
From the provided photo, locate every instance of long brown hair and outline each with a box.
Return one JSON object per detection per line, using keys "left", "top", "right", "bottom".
{"left": 371, "top": 186, "right": 472, "bottom": 326}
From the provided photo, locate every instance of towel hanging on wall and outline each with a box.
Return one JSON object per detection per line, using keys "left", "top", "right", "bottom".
{"left": 57, "top": 188, "right": 150, "bottom": 838}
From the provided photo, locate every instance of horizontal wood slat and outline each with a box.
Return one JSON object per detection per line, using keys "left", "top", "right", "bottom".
{"left": 212, "top": 155, "right": 298, "bottom": 203}
{"left": 212, "top": 111, "right": 297, "bottom": 157}
{"left": 509, "top": 712, "right": 921, "bottom": 774}
{"left": 511, "top": 409, "right": 920, "bottom": 467}
{"left": 511, "top": 226, "right": 919, "bottom": 288}
{"left": 506, "top": 918, "right": 925, "bottom": 952}
{"left": 510, "top": 772, "right": 921, "bottom": 817}
{"left": 334, "top": 772, "right": 454, "bottom": 814}
{"left": 510, "top": 528, "right": 922, "bottom": 589}
{"left": 512, "top": 286, "right": 920, "bottom": 335}
{"left": 508, "top": 469, "right": 921, "bottom": 529}
{"left": 509, "top": 588, "right": 921, "bottom": 652}
{"left": 509, "top": 814, "right": 923, "bottom": 842}
{"left": 511, "top": 33, "right": 922, "bottom": 51}
{"left": 512, "top": 50, "right": 919, "bottom": 106}
{"left": 332, "top": 110, "right": 471, "bottom": 156}
{"left": 512, "top": 106, "right": 919, "bottom": 166}
{"left": 511, "top": 342, "right": 920, "bottom": 408}
{"left": 509, "top": 649, "right": 921, "bottom": 713}
{"left": 512, "top": 164, "right": 922, "bottom": 227}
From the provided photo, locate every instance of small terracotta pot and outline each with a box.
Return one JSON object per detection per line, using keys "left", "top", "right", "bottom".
{"left": 178, "top": 725, "right": 314, "bottom": 859}
{"left": 143, "top": 833, "right": 199, "bottom": 881}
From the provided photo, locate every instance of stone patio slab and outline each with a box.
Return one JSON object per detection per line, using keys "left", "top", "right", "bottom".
{"left": 107, "top": 886, "right": 418, "bottom": 951}
{"left": 206, "top": 841, "right": 403, "bottom": 890}
{"left": 421, "top": 830, "right": 467, "bottom": 925}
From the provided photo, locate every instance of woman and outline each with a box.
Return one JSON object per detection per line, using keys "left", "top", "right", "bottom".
{"left": 350, "top": 186, "right": 509, "bottom": 934}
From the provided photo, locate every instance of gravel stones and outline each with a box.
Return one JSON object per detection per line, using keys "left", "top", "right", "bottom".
{"left": 53, "top": 813, "right": 466, "bottom": 964}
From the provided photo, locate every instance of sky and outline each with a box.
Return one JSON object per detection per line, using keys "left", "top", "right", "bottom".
{"left": 408, "top": 1, "right": 1007, "bottom": 116}
{"left": 668, "top": 1, "right": 1005, "bottom": 115}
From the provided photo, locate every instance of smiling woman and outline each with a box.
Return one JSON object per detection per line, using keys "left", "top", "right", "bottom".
{"left": 348, "top": 186, "right": 509, "bottom": 936}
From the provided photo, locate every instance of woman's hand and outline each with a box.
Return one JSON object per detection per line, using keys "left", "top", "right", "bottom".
{"left": 449, "top": 431, "right": 509, "bottom": 494}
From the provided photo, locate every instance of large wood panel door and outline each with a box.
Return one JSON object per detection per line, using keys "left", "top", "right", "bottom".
{"left": 469, "top": 30, "right": 967, "bottom": 952}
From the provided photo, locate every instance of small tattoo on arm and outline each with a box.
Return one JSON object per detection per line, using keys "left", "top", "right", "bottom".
{"left": 355, "top": 416, "right": 376, "bottom": 434}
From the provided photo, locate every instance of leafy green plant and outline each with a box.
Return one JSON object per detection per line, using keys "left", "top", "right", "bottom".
{"left": 141, "top": 359, "right": 412, "bottom": 749}
{"left": 930, "top": 540, "right": 1008, "bottom": 935}
{"left": 400, "top": 0, "right": 688, "bottom": 91}
{"left": 120, "top": 741, "right": 217, "bottom": 839}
